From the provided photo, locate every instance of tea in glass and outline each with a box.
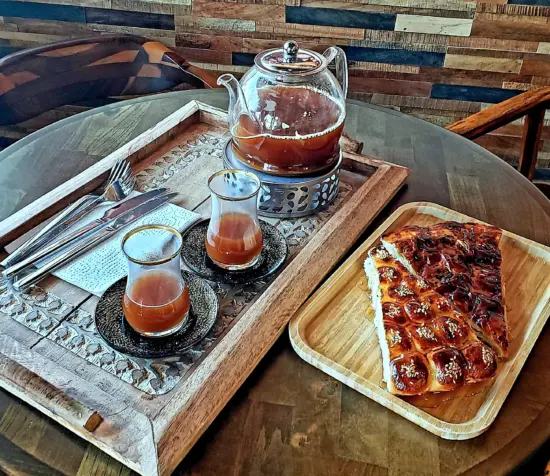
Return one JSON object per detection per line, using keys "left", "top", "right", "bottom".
{"left": 122, "top": 225, "right": 189, "bottom": 337}
{"left": 206, "top": 170, "right": 263, "bottom": 270}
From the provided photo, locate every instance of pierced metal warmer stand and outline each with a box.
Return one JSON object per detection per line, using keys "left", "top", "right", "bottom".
{"left": 223, "top": 139, "right": 341, "bottom": 219}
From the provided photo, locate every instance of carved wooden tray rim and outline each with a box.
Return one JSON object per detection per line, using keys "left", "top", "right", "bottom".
{"left": 0, "top": 101, "right": 410, "bottom": 475}
{"left": 289, "top": 201, "right": 550, "bottom": 440}
{"left": 0, "top": 100, "right": 209, "bottom": 246}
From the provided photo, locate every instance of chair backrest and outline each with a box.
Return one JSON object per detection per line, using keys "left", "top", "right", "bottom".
{"left": 0, "top": 34, "right": 220, "bottom": 127}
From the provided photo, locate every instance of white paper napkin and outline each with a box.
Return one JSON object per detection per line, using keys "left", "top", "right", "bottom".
{"left": 35, "top": 193, "right": 200, "bottom": 296}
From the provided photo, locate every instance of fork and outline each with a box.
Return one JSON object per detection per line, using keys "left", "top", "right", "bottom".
{"left": 1, "top": 159, "right": 135, "bottom": 269}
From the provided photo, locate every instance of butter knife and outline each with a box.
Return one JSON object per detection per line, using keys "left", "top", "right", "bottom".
{"left": 0, "top": 195, "right": 97, "bottom": 269}
{"left": 3, "top": 188, "right": 169, "bottom": 279}
{"left": 11, "top": 192, "right": 178, "bottom": 291}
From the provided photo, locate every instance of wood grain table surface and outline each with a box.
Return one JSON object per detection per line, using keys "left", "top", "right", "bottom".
{"left": 0, "top": 90, "right": 549, "bottom": 476}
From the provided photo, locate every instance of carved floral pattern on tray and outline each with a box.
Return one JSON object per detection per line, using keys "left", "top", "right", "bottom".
{"left": 0, "top": 131, "right": 355, "bottom": 395}
{"left": 0, "top": 277, "right": 73, "bottom": 336}
{"left": 136, "top": 128, "right": 230, "bottom": 193}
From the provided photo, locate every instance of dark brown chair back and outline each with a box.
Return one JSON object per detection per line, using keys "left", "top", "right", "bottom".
{"left": 0, "top": 34, "right": 220, "bottom": 127}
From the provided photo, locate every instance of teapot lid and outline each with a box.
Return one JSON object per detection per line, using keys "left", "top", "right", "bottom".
{"left": 255, "top": 40, "right": 326, "bottom": 76}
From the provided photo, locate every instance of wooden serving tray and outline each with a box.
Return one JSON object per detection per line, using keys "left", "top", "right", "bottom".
{"left": 289, "top": 202, "right": 550, "bottom": 440}
{"left": 0, "top": 101, "right": 409, "bottom": 475}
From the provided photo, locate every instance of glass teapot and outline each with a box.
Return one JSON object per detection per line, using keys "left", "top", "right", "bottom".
{"left": 218, "top": 40, "right": 348, "bottom": 176}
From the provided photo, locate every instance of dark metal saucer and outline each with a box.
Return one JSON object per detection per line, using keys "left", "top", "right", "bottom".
{"left": 180, "top": 219, "right": 288, "bottom": 285}
{"left": 95, "top": 271, "right": 219, "bottom": 358}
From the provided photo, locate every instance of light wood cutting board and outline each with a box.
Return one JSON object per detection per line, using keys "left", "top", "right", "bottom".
{"left": 289, "top": 202, "right": 550, "bottom": 440}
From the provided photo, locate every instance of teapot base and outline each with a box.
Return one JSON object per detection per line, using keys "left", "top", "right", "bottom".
{"left": 231, "top": 141, "right": 340, "bottom": 177}
{"left": 223, "top": 139, "right": 341, "bottom": 219}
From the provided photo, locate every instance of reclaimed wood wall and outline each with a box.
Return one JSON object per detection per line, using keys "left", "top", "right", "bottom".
{"left": 1, "top": 0, "right": 550, "bottom": 169}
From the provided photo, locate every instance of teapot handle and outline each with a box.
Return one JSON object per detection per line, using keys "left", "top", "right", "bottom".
{"left": 323, "top": 46, "right": 348, "bottom": 99}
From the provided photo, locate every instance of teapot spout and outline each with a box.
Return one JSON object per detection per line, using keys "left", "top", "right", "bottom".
{"left": 217, "top": 73, "right": 261, "bottom": 134}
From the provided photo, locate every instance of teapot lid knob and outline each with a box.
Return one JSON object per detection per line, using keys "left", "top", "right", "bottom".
{"left": 256, "top": 40, "right": 323, "bottom": 75}
{"left": 283, "top": 40, "right": 299, "bottom": 63}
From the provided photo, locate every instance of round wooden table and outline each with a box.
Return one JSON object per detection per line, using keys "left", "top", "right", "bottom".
{"left": 1, "top": 90, "right": 549, "bottom": 475}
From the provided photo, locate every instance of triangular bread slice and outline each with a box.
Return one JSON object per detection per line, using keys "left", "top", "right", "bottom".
{"left": 365, "top": 245, "right": 497, "bottom": 396}
{"left": 381, "top": 222, "right": 509, "bottom": 358}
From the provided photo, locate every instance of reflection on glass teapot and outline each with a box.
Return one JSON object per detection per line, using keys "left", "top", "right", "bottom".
{"left": 218, "top": 40, "right": 348, "bottom": 177}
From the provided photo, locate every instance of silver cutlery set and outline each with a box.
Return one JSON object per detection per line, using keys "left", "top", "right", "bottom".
{"left": 1, "top": 159, "right": 175, "bottom": 291}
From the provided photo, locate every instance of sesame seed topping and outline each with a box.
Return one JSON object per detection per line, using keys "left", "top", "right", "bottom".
{"left": 481, "top": 346, "right": 494, "bottom": 367}
{"left": 387, "top": 328, "right": 402, "bottom": 347}
{"left": 416, "top": 326, "right": 436, "bottom": 340}
{"left": 417, "top": 279, "right": 429, "bottom": 289}
{"left": 437, "top": 356, "right": 462, "bottom": 383}
{"left": 446, "top": 319, "right": 461, "bottom": 338}
{"left": 385, "top": 303, "right": 402, "bottom": 318}
{"left": 418, "top": 302, "right": 430, "bottom": 315}
{"left": 395, "top": 283, "right": 414, "bottom": 297}
{"left": 380, "top": 267, "right": 396, "bottom": 280}
{"left": 374, "top": 248, "right": 390, "bottom": 260}
{"left": 401, "top": 360, "right": 420, "bottom": 379}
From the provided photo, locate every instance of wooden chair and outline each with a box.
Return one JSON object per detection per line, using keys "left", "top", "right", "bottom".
{"left": 0, "top": 34, "right": 220, "bottom": 128}
{"left": 447, "top": 87, "right": 550, "bottom": 184}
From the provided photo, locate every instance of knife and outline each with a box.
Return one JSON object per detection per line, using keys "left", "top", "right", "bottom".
{"left": 3, "top": 188, "right": 170, "bottom": 279}
{"left": 11, "top": 192, "right": 178, "bottom": 291}
{"left": 0, "top": 195, "right": 98, "bottom": 269}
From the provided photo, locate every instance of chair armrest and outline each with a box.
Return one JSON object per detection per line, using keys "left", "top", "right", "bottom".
{"left": 447, "top": 87, "right": 550, "bottom": 140}
{"left": 162, "top": 50, "right": 221, "bottom": 89}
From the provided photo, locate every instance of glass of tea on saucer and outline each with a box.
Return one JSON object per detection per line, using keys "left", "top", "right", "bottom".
{"left": 206, "top": 169, "right": 263, "bottom": 270}
{"left": 121, "top": 224, "right": 190, "bottom": 337}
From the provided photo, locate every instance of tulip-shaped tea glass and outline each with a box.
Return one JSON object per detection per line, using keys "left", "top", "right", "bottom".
{"left": 206, "top": 169, "right": 263, "bottom": 270}
{"left": 122, "top": 224, "right": 190, "bottom": 337}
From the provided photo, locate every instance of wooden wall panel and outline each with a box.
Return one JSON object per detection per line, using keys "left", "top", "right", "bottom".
{"left": 1, "top": 0, "right": 550, "bottom": 170}
{"left": 194, "top": 0, "right": 285, "bottom": 21}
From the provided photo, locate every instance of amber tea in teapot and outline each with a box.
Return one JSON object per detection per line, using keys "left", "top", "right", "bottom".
{"left": 219, "top": 40, "right": 348, "bottom": 177}
{"left": 232, "top": 85, "right": 345, "bottom": 176}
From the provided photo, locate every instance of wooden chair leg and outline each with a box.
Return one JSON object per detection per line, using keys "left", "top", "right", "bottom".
{"left": 533, "top": 181, "right": 550, "bottom": 199}
{"left": 518, "top": 107, "right": 545, "bottom": 181}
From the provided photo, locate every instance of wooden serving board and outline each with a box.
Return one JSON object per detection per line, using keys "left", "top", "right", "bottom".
{"left": 0, "top": 101, "right": 409, "bottom": 475}
{"left": 289, "top": 202, "right": 550, "bottom": 440}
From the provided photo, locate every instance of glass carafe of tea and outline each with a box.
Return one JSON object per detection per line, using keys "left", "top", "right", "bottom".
{"left": 218, "top": 40, "right": 348, "bottom": 176}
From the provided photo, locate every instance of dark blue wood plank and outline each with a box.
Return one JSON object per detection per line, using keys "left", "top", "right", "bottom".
{"left": 232, "top": 52, "right": 255, "bottom": 66}
{"left": 508, "top": 0, "right": 550, "bottom": 5}
{"left": 342, "top": 46, "right": 445, "bottom": 67}
{"left": 0, "top": 46, "right": 23, "bottom": 59}
{"left": 236, "top": 47, "right": 444, "bottom": 68}
{"left": 286, "top": 6, "right": 395, "bottom": 30}
{"left": 85, "top": 8, "right": 174, "bottom": 30}
{"left": 534, "top": 168, "right": 550, "bottom": 181}
{"left": 431, "top": 84, "right": 522, "bottom": 103}
{"left": 0, "top": 136, "right": 18, "bottom": 148}
{"left": 0, "top": 1, "right": 85, "bottom": 22}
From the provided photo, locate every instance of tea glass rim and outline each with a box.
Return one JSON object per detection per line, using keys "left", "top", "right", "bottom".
{"left": 207, "top": 169, "right": 261, "bottom": 201}
{"left": 121, "top": 224, "right": 183, "bottom": 266}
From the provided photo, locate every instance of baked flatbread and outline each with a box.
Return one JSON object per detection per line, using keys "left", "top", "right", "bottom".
{"left": 381, "top": 222, "right": 509, "bottom": 358}
{"left": 365, "top": 245, "right": 498, "bottom": 396}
